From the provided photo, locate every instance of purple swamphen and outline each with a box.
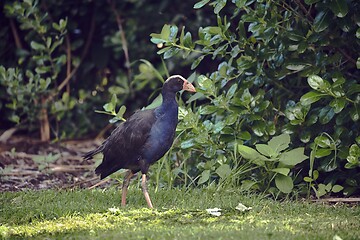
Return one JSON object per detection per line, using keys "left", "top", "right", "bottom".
{"left": 83, "top": 75, "right": 196, "bottom": 208}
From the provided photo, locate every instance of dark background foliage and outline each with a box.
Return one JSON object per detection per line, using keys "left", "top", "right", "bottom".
{"left": 0, "top": 0, "right": 359, "bottom": 198}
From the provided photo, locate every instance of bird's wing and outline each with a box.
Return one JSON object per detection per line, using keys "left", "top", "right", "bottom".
{"left": 95, "top": 109, "right": 157, "bottom": 177}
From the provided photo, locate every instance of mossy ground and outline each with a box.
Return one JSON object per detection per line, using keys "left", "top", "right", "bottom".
{"left": 1, "top": 187, "right": 359, "bottom": 239}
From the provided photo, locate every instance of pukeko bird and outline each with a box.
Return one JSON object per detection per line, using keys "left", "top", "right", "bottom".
{"left": 83, "top": 75, "right": 196, "bottom": 208}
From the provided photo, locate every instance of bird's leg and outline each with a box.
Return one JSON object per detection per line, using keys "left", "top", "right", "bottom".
{"left": 141, "top": 174, "right": 153, "bottom": 209}
{"left": 121, "top": 170, "right": 134, "bottom": 207}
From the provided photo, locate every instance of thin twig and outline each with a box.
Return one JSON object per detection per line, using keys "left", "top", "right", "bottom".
{"left": 108, "top": 0, "right": 132, "bottom": 85}
{"left": 89, "top": 178, "right": 111, "bottom": 189}
{"left": 65, "top": 35, "right": 72, "bottom": 94}
{"left": 45, "top": 4, "right": 96, "bottom": 102}
{"left": 293, "top": 0, "right": 314, "bottom": 21}
{"left": 9, "top": 19, "right": 22, "bottom": 49}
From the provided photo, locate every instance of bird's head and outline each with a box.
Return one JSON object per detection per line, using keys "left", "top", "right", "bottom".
{"left": 163, "top": 75, "right": 196, "bottom": 93}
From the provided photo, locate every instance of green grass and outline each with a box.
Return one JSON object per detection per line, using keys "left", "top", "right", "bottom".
{"left": 1, "top": 187, "right": 359, "bottom": 239}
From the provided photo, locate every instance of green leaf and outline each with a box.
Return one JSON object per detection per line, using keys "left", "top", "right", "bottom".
{"left": 181, "top": 139, "right": 195, "bottom": 149}
{"left": 300, "top": 91, "right": 325, "bottom": 105}
{"left": 303, "top": 177, "right": 313, "bottom": 182}
{"left": 315, "top": 184, "right": 327, "bottom": 198}
{"left": 330, "top": 0, "right": 348, "bottom": 18}
{"left": 313, "top": 170, "right": 319, "bottom": 180}
{"left": 238, "top": 145, "right": 268, "bottom": 164}
{"left": 191, "top": 55, "right": 205, "bottom": 70}
{"left": 315, "top": 148, "right": 332, "bottom": 157}
{"left": 145, "top": 94, "right": 162, "bottom": 110}
{"left": 314, "top": 135, "right": 332, "bottom": 148}
{"left": 199, "top": 105, "right": 218, "bottom": 115}
{"left": 197, "top": 75, "right": 213, "bottom": 90}
{"left": 275, "top": 175, "right": 293, "bottom": 193}
{"left": 255, "top": 144, "right": 276, "bottom": 158}
{"left": 332, "top": 185, "right": 344, "bottom": 193}
{"left": 349, "top": 107, "right": 359, "bottom": 121}
{"left": 268, "top": 133, "right": 290, "bottom": 154}
{"left": 164, "top": 48, "right": 179, "bottom": 59}
{"left": 198, "top": 170, "right": 210, "bottom": 184}
{"left": 285, "top": 64, "right": 306, "bottom": 71}
{"left": 183, "top": 32, "right": 193, "bottom": 48}
{"left": 271, "top": 168, "right": 290, "bottom": 176}
{"left": 237, "top": 55, "right": 254, "bottom": 70}
{"left": 30, "top": 41, "right": 46, "bottom": 51}
{"left": 304, "top": 0, "right": 320, "bottom": 4}
{"left": 216, "top": 164, "right": 231, "bottom": 179}
{"left": 59, "top": 18, "right": 67, "bottom": 30}
{"left": 116, "top": 105, "right": 126, "bottom": 119}
{"left": 103, "top": 103, "right": 114, "bottom": 112}
{"left": 240, "top": 180, "right": 257, "bottom": 191}
{"left": 357, "top": 57, "right": 360, "bottom": 69}
{"left": 239, "top": 131, "right": 251, "bottom": 140}
{"left": 214, "top": 121, "right": 225, "bottom": 133}
{"left": 314, "top": 10, "right": 331, "bottom": 32}
{"left": 169, "top": 25, "right": 178, "bottom": 42}
{"left": 9, "top": 114, "right": 20, "bottom": 124}
{"left": 329, "top": 98, "right": 346, "bottom": 113}
{"left": 160, "top": 24, "right": 171, "bottom": 40}
{"left": 214, "top": 0, "right": 226, "bottom": 14}
{"left": 226, "top": 84, "right": 237, "bottom": 99}
{"left": 252, "top": 121, "right": 266, "bottom": 137}
{"left": 307, "top": 75, "right": 330, "bottom": 91}
{"left": 319, "top": 106, "right": 335, "bottom": 124}
{"left": 279, "top": 148, "right": 308, "bottom": 166}
{"left": 194, "top": 0, "right": 210, "bottom": 9}
{"left": 46, "top": 37, "right": 52, "bottom": 49}
{"left": 110, "top": 94, "right": 117, "bottom": 109}
{"left": 233, "top": 0, "right": 249, "bottom": 8}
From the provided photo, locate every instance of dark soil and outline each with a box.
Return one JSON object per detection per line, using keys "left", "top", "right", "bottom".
{"left": 0, "top": 135, "right": 116, "bottom": 192}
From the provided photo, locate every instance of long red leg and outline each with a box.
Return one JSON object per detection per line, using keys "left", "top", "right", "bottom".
{"left": 141, "top": 174, "right": 153, "bottom": 208}
{"left": 121, "top": 170, "right": 134, "bottom": 207}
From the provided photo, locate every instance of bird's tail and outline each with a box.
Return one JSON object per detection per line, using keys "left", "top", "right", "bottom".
{"left": 82, "top": 145, "right": 104, "bottom": 160}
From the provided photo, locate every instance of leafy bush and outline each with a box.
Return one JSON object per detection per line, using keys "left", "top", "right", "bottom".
{"left": 150, "top": 0, "right": 360, "bottom": 197}
{"left": 0, "top": 0, "right": 206, "bottom": 139}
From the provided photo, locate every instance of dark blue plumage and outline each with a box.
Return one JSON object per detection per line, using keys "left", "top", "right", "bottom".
{"left": 83, "top": 75, "right": 196, "bottom": 208}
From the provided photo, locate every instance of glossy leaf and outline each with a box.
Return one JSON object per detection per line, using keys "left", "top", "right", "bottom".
{"left": 314, "top": 10, "right": 331, "bottom": 32}
{"left": 330, "top": 0, "right": 348, "bottom": 18}
{"left": 214, "top": 0, "right": 226, "bottom": 14}
{"left": 181, "top": 139, "right": 195, "bottom": 149}
{"left": 319, "top": 106, "right": 335, "bottom": 124}
{"left": 30, "top": 41, "right": 46, "bottom": 51}
{"left": 194, "top": 0, "right": 210, "bottom": 9}
{"left": 329, "top": 98, "right": 346, "bottom": 113}
{"left": 191, "top": 55, "right": 205, "bottom": 70}
{"left": 300, "top": 91, "right": 325, "bottom": 106}
{"left": 307, "top": 75, "right": 330, "bottom": 91}
{"left": 199, "top": 105, "right": 218, "bottom": 115}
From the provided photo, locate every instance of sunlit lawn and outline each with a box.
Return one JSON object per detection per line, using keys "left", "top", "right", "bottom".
{"left": 1, "top": 188, "right": 359, "bottom": 239}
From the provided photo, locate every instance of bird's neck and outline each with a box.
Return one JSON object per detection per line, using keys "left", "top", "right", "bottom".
{"left": 156, "top": 91, "right": 178, "bottom": 116}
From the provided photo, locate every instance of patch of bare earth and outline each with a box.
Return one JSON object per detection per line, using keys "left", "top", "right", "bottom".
{"left": 0, "top": 136, "right": 115, "bottom": 192}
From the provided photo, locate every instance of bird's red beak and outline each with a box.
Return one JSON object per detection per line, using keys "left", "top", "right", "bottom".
{"left": 183, "top": 80, "right": 196, "bottom": 92}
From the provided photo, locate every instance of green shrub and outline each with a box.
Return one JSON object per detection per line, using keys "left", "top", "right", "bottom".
{"left": 150, "top": 0, "right": 360, "bottom": 197}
